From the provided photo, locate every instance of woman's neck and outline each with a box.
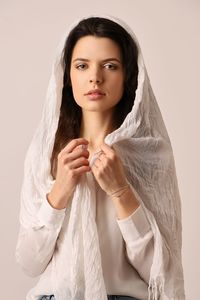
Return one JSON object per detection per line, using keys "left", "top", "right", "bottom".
{"left": 79, "top": 110, "right": 116, "bottom": 151}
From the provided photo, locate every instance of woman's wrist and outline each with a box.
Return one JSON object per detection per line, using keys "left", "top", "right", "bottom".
{"left": 109, "top": 184, "right": 140, "bottom": 219}
{"left": 108, "top": 183, "right": 130, "bottom": 198}
{"left": 47, "top": 192, "right": 68, "bottom": 210}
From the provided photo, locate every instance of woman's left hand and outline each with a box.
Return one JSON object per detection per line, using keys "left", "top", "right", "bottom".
{"left": 91, "top": 142, "right": 128, "bottom": 196}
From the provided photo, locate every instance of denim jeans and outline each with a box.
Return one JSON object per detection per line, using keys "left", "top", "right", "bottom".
{"left": 39, "top": 295, "right": 139, "bottom": 300}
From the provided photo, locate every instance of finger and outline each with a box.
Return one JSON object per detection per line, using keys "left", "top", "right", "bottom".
{"left": 94, "top": 154, "right": 108, "bottom": 169}
{"left": 97, "top": 151, "right": 106, "bottom": 160}
{"left": 61, "top": 147, "right": 89, "bottom": 162}
{"left": 100, "top": 142, "right": 115, "bottom": 158}
{"left": 69, "top": 156, "right": 90, "bottom": 169}
{"left": 60, "top": 138, "right": 89, "bottom": 155}
{"left": 73, "top": 165, "right": 91, "bottom": 176}
{"left": 93, "top": 157, "right": 102, "bottom": 167}
{"left": 76, "top": 144, "right": 88, "bottom": 150}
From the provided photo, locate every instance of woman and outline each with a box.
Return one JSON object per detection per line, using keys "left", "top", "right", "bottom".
{"left": 15, "top": 15, "right": 185, "bottom": 300}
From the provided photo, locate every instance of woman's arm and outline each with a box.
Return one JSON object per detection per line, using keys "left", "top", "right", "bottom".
{"left": 111, "top": 184, "right": 170, "bottom": 284}
{"left": 15, "top": 195, "right": 66, "bottom": 277}
{"left": 116, "top": 204, "right": 154, "bottom": 283}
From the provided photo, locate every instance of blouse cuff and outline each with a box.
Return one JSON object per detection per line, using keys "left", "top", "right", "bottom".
{"left": 116, "top": 205, "right": 152, "bottom": 243}
{"left": 37, "top": 195, "right": 66, "bottom": 228}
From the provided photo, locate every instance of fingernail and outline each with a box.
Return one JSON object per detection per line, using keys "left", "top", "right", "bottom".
{"left": 82, "top": 144, "right": 88, "bottom": 150}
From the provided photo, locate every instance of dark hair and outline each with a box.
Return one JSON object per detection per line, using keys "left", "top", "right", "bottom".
{"left": 51, "top": 17, "right": 138, "bottom": 178}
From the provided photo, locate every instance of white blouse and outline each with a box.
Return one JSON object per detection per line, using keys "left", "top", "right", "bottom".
{"left": 15, "top": 172, "right": 155, "bottom": 300}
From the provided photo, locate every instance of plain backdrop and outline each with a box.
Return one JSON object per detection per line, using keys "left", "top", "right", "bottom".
{"left": 0, "top": 0, "right": 199, "bottom": 299}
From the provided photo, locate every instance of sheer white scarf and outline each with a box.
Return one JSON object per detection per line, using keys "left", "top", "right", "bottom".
{"left": 19, "top": 14, "right": 185, "bottom": 300}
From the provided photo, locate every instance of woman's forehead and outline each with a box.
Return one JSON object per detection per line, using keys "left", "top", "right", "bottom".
{"left": 71, "top": 35, "right": 122, "bottom": 62}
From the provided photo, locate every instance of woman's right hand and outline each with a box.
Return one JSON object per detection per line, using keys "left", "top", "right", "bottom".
{"left": 47, "top": 138, "right": 91, "bottom": 210}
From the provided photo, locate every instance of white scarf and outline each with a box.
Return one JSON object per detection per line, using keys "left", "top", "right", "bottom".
{"left": 19, "top": 14, "right": 185, "bottom": 300}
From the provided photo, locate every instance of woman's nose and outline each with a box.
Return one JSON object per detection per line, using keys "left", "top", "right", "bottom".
{"left": 89, "top": 68, "right": 103, "bottom": 84}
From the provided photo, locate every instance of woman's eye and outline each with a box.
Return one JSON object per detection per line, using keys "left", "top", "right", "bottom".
{"left": 75, "top": 63, "right": 118, "bottom": 70}
{"left": 76, "top": 64, "right": 87, "bottom": 70}
{"left": 104, "top": 63, "right": 117, "bottom": 70}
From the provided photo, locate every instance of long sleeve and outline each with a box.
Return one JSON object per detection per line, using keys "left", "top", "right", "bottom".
{"left": 15, "top": 196, "right": 66, "bottom": 277}
{"left": 116, "top": 204, "right": 155, "bottom": 283}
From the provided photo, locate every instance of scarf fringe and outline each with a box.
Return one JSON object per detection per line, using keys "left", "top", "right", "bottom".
{"left": 148, "top": 276, "right": 167, "bottom": 300}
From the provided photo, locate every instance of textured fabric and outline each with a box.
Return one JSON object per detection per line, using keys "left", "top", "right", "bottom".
{"left": 16, "top": 176, "right": 153, "bottom": 300}
{"left": 39, "top": 296, "right": 55, "bottom": 300}
{"left": 40, "top": 295, "right": 139, "bottom": 300}
{"left": 39, "top": 296, "right": 139, "bottom": 300}
{"left": 107, "top": 297, "right": 139, "bottom": 300}
{"left": 16, "top": 13, "right": 185, "bottom": 300}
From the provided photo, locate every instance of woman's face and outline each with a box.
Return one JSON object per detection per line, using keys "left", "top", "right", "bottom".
{"left": 70, "top": 35, "right": 125, "bottom": 113}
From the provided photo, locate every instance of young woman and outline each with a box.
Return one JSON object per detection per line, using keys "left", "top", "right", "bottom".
{"left": 15, "top": 15, "right": 185, "bottom": 300}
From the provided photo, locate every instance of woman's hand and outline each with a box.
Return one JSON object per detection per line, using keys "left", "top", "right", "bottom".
{"left": 91, "top": 142, "right": 140, "bottom": 219}
{"left": 91, "top": 142, "right": 128, "bottom": 196}
{"left": 47, "top": 138, "right": 91, "bottom": 209}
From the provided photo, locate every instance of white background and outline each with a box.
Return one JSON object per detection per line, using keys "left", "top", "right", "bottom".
{"left": 0, "top": 0, "right": 199, "bottom": 299}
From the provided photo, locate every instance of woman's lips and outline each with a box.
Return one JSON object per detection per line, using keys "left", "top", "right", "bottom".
{"left": 86, "top": 93, "right": 105, "bottom": 100}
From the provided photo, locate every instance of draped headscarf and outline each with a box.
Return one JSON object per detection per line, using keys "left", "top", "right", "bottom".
{"left": 19, "top": 14, "right": 185, "bottom": 300}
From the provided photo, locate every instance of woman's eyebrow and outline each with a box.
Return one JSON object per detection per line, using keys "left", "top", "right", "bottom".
{"left": 72, "top": 58, "right": 121, "bottom": 63}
